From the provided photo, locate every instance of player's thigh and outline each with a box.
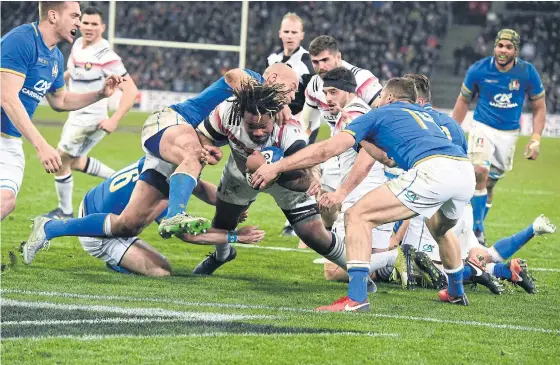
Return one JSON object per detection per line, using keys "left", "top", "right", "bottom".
{"left": 117, "top": 180, "right": 168, "bottom": 232}
{"left": 119, "top": 239, "right": 171, "bottom": 276}
{"left": 58, "top": 122, "right": 107, "bottom": 158}
{"left": 213, "top": 198, "right": 251, "bottom": 230}
{"left": 347, "top": 184, "right": 417, "bottom": 227}
{"left": 0, "top": 137, "right": 25, "bottom": 199}
{"left": 490, "top": 130, "right": 518, "bottom": 177}
{"left": 467, "top": 121, "right": 494, "bottom": 170}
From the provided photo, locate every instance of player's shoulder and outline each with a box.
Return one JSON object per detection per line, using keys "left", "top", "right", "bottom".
{"left": 514, "top": 57, "right": 539, "bottom": 74}
{"left": 306, "top": 74, "right": 323, "bottom": 94}
{"left": 344, "top": 97, "right": 371, "bottom": 114}
{"left": 342, "top": 60, "right": 374, "bottom": 80}
{"left": 92, "top": 39, "right": 121, "bottom": 62}
{"left": 1, "top": 23, "right": 37, "bottom": 44}
{"left": 469, "top": 56, "right": 493, "bottom": 73}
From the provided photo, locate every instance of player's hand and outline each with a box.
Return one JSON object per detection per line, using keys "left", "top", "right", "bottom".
{"left": 319, "top": 190, "right": 346, "bottom": 210}
{"left": 97, "top": 117, "right": 118, "bottom": 134}
{"left": 36, "top": 142, "right": 62, "bottom": 173}
{"left": 238, "top": 210, "right": 249, "bottom": 223}
{"left": 251, "top": 163, "right": 280, "bottom": 190}
{"left": 524, "top": 139, "right": 540, "bottom": 160}
{"left": 100, "top": 74, "right": 124, "bottom": 98}
{"left": 201, "top": 145, "right": 223, "bottom": 165}
{"left": 276, "top": 105, "right": 293, "bottom": 125}
{"left": 236, "top": 225, "right": 265, "bottom": 244}
{"left": 306, "top": 179, "right": 321, "bottom": 197}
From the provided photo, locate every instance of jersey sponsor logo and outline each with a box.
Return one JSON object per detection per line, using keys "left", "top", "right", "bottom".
{"left": 404, "top": 190, "right": 418, "bottom": 203}
{"left": 52, "top": 60, "right": 59, "bottom": 78}
{"left": 490, "top": 93, "right": 518, "bottom": 109}
{"left": 509, "top": 79, "right": 520, "bottom": 91}
{"left": 421, "top": 243, "right": 434, "bottom": 253}
{"left": 94, "top": 48, "right": 110, "bottom": 60}
{"left": 21, "top": 79, "right": 52, "bottom": 100}
{"left": 38, "top": 57, "right": 49, "bottom": 65}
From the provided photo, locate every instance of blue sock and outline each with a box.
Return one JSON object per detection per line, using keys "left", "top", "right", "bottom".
{"left": 445, "top": 267, "right": 465, "bottom": 297}
{"left": 462, "top": 265, "right": 473, "bottom": 281}
{"left": 484, "top": 203, "right": 492, "bottom": 220}
{"left": 347, "top": 266, "right": 369, "bottom": 303}
{"left": 491, "top": 225, "right": 534, "bottom": 260}
{"left": 166, "top": 173, "right": 197, "bottom": 219}
{"left": 493, "top": 263, "right": 512, "bottom": 280}
{"left": 44, "top": 213, "right": 109, "bottom": 240}
{"left": 471, "top": 191, "right": 488, "bottom": 232}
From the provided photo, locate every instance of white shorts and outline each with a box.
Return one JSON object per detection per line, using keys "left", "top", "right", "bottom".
{"left": 388, "top": 157, "right": 475, "bottom": 220}
{"left": 468, "top": 120, "right": 519, "bottom": 179}
{"left": 320, "top": 156, "right": 341, "bottom": 192}
{"left": 332, "top": 211, "right": 393, "bottom": 250}
{"left": 58, "top": 118, "right": 108, "bottom": 157}
{"left": 403, "top": 204, "right": 482, "bottom": 262}
{"left": 0, "top": 136, "right": 25, "bottom": 196}
{"left": 140, "top": 108, "right": 190, "bottom": 178}
{"left": 217, "top": 155, "right": 316, "bottom": 210}
{"left": 77, "top": 201, "right": 137, "bottom": 266}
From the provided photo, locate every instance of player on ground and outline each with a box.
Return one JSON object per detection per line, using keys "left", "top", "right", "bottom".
{"left": 252, "top": 78, "right": 476, "bottom": 309}
{"left": 24, "top": 157, "right": 264, "bottom": 269}
{"left": 42, "top": 6, "right": 138, "bottom": 220}
{"left": 1, "top": 1, "right": 123, "bottom": 220}
{"left": 308, "top": 67, "right": 396, "bottom": 280}
{"left": 452, "top": 29, "right": 547, "bottom": 245}
{"left": 23, "top": 65, "right": 298, "bottom": 263}
{"left": 191, "top": 82, "right": 348, "bottom": 275}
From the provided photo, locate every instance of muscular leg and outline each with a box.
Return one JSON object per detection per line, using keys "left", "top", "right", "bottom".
{"left": 0, "top": 189, "right": 16, "bottom": 221}
{"left": 119, "top": 239, "right": 172, "bottom": 277}
{"left": 51, "top": 149, "right": 75, "bottom": 216}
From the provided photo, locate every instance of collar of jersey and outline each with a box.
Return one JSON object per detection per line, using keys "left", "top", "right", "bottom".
{"left": 32, "top": 21, "right": 57, "bottom": 54}
{"left": 491, "top": 56, "right": 518, "bottom": 73}
{"left": 423, "top": 103, "right": 433, "bottom": 110}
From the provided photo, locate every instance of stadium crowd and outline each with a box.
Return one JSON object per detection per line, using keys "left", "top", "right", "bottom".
{"left": 1, "top": 1, "right": 449, "bottom": 93}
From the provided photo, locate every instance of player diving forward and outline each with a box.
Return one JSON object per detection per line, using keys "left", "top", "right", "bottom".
{"left": 252, "top": 78, "right": 476, "bottom": 310}
{"left": 1, "top": 1, "right": 123, "bottom": 220}
{"left": 23, "top": 64, "right": 298, "bottom": 263}
{"left": 28, "top": 156, "right": 264, "bottom": 275}
{"left": 190, "top": 82, "right": 349, "bottom": 275}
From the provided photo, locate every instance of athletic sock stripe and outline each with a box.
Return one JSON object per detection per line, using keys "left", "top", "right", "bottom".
{"left": 82, "top": 157, "right": 91, "bottom": 173}
{"left": 55, "top": 174, "right": 73, "bottom": 183}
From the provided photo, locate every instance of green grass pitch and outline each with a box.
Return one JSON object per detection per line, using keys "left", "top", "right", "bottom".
{"left": 1, "top": 106, "right": 560, "bottom": 364}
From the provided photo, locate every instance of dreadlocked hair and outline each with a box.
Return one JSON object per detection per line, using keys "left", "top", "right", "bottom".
{"left": 228, "top": 80, "right": 292, "bottom": 126}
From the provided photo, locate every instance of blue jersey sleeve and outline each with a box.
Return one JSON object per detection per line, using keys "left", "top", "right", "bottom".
{"left": 0, "top": 31, "right": 35, "bottom": 78}
{"left": 342, "top": 112, "right": 376, "bottom": 144}
{"left": 526, "top": 63, "right": 545, "bottom": 101}
{"left": 461, "top": 64, "right": 478, "bottom": 98}
{"left": 49, "top": 52, "right": 65, "bottom": 93}
{"left": 244, "top": 69, "right": 264, "bottom": 84}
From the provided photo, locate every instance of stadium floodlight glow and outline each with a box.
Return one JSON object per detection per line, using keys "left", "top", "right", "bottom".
{"left": 107, "top": 0, "right": 249, "bottom": 68}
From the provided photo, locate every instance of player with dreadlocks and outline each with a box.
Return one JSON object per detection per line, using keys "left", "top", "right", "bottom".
{"left": 191, "top": 81, "right": 347, "bottom": 276}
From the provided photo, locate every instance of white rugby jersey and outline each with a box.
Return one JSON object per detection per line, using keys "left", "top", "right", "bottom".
{"left": 267, "top": 46, "right": 314, "bottom": 84}
{"left": 332, "top": 96, "right": 386, "bottom": 202}
{"left": 67, "top": 37, "right": 128, "bottom": 121}
{"left": 197, "top": 98, "right": 308, "bottom": 166}
{"left": 305, "top": 60, "right": 382, "bottom": 131}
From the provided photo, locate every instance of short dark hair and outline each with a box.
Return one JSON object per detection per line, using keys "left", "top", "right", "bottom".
{"left": 384, "top": 77, "right": 418, "bottom": 104}
{"left": 309, "top": 35, "right": 338, "bottom": 56}
{"left": 39, "top": 1, "right": 71, "bottom": 20}
{"left": 403, "top": 74, "right": 431, "bottom": 102}
{"left": 83, "top": 6, "right": 103, "bottom": 21}
{"left": 322, "top": 67, "right": 357, "bottom": 92}
{"left": 228, "top": 80, "right": 291, "bottom": 126}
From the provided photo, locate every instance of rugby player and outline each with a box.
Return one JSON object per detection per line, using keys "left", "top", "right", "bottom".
{"left": 1, "top": 1, "right": 123, "bottom": 220}
{"left": 252, "top": 78, "right": 476, "bottom": 309}
{"left": 452, "top": 29, "right": 547, "bottom": 245}
{"left": 42, "top": 6, "right": 138, "bottom": 220}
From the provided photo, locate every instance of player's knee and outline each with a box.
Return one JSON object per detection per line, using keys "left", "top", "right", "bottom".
{"left": 0, "top": 191, "right": 16, "bottom": 219}
{"left": 474, "top": 166, "right": 489, "bottom": 185}
{"left": 146, "top": 266, "right": 171, "bottom": 277}
{"left": 114, "top": 216, "right": 145, "bottom": 237}
{"left": 345, "top": 206, "right": 374, "bottom": 227}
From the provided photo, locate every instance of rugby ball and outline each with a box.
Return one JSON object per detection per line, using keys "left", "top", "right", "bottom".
{"left": 246, "top": 146, "right": 284, "bottom": 188}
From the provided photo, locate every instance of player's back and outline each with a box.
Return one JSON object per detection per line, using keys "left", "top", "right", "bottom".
{"left": 424, "top": 104, "right": 468, "bottom": 154}
{"left": 83, "top": 157, "right": 145, "bottom": 215}
{"left": 170, "top": 69, "right": 265, "bottom": 127}
{"left": 346, "top": 101, "right": 467, "bottom": 170}
{"left": 1, "top": 23, "right": 65, "bottom": 138}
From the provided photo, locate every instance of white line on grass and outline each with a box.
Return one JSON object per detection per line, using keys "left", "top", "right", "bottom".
{"left": 2, "top": 331, "right": 398, "bottom": 341}
{"left": 1, "top": 299, "right": 271, "bottom": 322}
{"left": 3, "top": 318, "right": 194, "bottom": 326}
{"left": 3, "top": 290, "right": 559, "bottom": 335}
{"left": 532, "top": 268, "right": 560, "bottom": 272}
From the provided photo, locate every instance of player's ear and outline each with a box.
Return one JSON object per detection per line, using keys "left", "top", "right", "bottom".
{"left": 48, "top": 9, "right": 57, "bottom": 24}
{"left": 101, "top": 23, "right": 107, "bottom": 34}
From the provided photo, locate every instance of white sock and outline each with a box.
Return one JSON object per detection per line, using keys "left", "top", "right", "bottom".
{"left": 324, "top": 232, "right": 347, "bottom": 270}
{"left": 85, "top": 157, "right": 115, "bottom": 179}
{"left": 488, "top": 247, "right": 504, "bottom": 263}
{"left": 370, "top": 249, "right": 398, "bottom": 272}
{"left": 215, "top": 243, "right": 231, "bottom": 261}
{"left": 55, "top": 173, "right": 74, "bottom": 214}
{"left": 486, "top": 263, "right": 496, "bottom": 276}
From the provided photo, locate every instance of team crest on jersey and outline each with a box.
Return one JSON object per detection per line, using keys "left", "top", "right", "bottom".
{"left": 476, "top": 137, "right": 485, "bottom": 147}
{"left": 509, "top": 79, "right": 520, "bottom": 91}
{"left": 85, "top": 62, "right": 93, "bottom": 71}
{"left": 52, "top": 61, "right": 58, "bottom": 78}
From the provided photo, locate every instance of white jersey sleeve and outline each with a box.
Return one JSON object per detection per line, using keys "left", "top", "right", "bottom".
{"left": 196, "top": 100, "right": 230, "bottom": 146}
{"left": 304, "top": 75, "right": 321, "bottom": 109}
{"left": 351, "top": 66, "right": 382, "bottom": 106}
{"left": 98, "top": 48, "right": 128, "bottom": 77}
{"left": 276, "top": 121, "right": 309, "bottom": 154}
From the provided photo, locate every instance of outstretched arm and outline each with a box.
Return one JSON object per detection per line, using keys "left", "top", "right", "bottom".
{"left": 178, "top": 226, "right": 265, "bottom": 245}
